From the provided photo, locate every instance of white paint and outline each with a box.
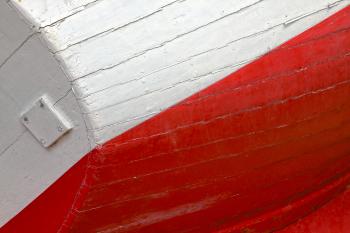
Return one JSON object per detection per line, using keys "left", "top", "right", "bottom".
{"left": 10, "top": 0, "right": 98, "bottom": 27}
{"left": 11, "top": 0, "right": 350, "bottom": 143}
{"left": 0, "top": 4, "right": 90, "bottom": 227}
{"left": 42, "top": 0, "right": 182, "bottom": 52}
{"left": 0, "top": 1, "right": 32, "bottom": 66}
{"left": 62, "top": 0, "right": 350, "bottom": 143}
{"left": 20, "top": 95, "right": 73, "bottom": 148}
{"left": 1, "top": 0, "right": 349, "bottom": 227}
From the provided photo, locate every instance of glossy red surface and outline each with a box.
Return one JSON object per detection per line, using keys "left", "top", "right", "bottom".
{"left": 279, "top": 187, "right": 350, "bottom": 233}
{"left": 1, "top": 6, "right": 350, "bottom": 233}
{"left": 0, "top": 157, "right": 88, "bottom": 233}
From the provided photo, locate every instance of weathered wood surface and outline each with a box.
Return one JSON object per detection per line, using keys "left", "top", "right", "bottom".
{"left": 1, "top": 0, "right": 350, "bottom": 232}
{"left": 12, "top": 0, "right": 350, "bottom": 144}
{"left": 0, "top": 1, "right": 90, "bottom": 227}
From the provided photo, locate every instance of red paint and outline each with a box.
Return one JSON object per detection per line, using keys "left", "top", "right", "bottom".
{"left": 279, "top": 187, "right": 350, "bottom": 233}
{"left": 0, "top": 157, "right": 88, "bottom": 233}
{"left": 218, "top": 173, "right": 350, "bottom": 233}
{"left": 2, "top": 6, "right": 350, "bottom": 233}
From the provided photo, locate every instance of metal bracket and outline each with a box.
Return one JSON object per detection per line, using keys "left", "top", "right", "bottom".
{"left": 20, "top": 95, "right": 73, "bottom": 148}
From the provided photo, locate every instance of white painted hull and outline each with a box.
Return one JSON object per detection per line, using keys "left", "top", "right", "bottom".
{"left": 1, "top": 0, "right": 350, "bottom": 232}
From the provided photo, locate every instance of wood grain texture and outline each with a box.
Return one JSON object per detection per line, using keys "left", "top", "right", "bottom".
{"left": 2, "top": 6, "right": 350, "bottom": 232}
{"left": 0, "top": 2, "right": 90, "bottom": 227}
{"left": 278, "top": 187, "right": 350, "bottom": 233}
{"left": 11, "top": 0, "right": 350, "bottom": 144}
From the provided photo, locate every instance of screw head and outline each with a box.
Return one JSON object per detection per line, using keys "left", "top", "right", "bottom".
{"left": 39, "top": 99, "right": 45, "bottom": 108}
{"left": 40, "top": 139, "right": 46, "bottom": 145}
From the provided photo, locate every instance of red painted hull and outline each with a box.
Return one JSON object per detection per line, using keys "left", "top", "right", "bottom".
{"left": 2, "top": 6, "right": 350, "bottom": 233}
{"left": 279, "top": 187, "right": 350, "bottom": 233}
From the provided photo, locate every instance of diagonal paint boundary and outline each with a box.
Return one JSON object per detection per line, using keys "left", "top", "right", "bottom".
{"left": 1, "top": 5, "right": 350, "bottom": 233}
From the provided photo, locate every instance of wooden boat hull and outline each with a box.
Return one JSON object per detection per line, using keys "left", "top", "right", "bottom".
{"left": 1, "top": 1, "right": 350, "bottom": 232}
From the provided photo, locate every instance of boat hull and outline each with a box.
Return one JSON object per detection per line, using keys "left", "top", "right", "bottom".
{"left": 1, "top": 1, "right": 350, "bottom": 232}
